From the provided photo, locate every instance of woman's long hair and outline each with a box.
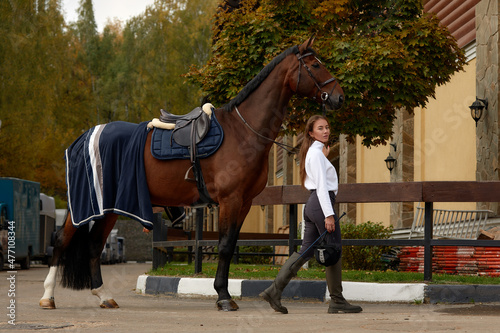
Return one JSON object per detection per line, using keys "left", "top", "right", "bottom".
{"left": 299, "top": 115, "right": 328, "bottom": 188}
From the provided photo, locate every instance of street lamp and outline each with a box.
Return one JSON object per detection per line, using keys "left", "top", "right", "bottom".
{"left": 385, "top": 154, "right": 396, "bottom": 172}
{"left": 469, "top": 97, "right": 488, "bottom": 127}
{"left": 385, "top": 143, "right": 397, "bottom": 173}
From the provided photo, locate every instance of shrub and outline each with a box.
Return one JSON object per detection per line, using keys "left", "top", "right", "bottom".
{"left": 235, "top": 246, "right": 274, "bottom": 264}
{"left": 341, "top": 221, "right": 393, "bottom": 271}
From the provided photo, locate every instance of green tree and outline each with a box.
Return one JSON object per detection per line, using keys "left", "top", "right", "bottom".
{"left": 95, "top": 22, "right": 125, "bottom": 122}
{"left": 0, "top": 0, "right": 92, "bottom": 195}
{"left": 0, "top": 0, "right": 217, "bottom": 196}
{"left": 0, "top": 0, "right": 45, "bottom": 180}
{"left": 120, "top": 0, "right": 217, "bottom": 120}
{"left": 187, "top": 0, "right": 466, "bottom": 146}
{"left": 74, "top": 0, "right": 101, "bottom": 123}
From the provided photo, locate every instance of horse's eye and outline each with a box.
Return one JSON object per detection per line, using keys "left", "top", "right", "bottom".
{"left": 312, "top": 63, "right": 320, "bottom": 68}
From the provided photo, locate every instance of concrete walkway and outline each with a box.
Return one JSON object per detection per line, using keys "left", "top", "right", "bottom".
{"left": 7, "top": 264, "right": 500, "bottom": 332}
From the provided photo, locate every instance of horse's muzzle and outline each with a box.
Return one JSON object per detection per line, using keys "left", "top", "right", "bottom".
{"left": 326, "top": 94, "right": 344, "bottom": 111}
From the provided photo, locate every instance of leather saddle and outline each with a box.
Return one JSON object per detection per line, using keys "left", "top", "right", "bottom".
{"left": 156, "top": 104, "right": 217, "bottom": 206}
{"left": 159, "top": 104, "right": 213, "bottom": 148}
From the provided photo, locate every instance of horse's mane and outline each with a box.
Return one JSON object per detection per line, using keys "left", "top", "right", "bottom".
{"left": 223, "top": 45, "right": 300, "bottom": 112}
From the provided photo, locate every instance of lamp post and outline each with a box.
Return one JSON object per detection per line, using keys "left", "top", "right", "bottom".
{"left": 469, "top": 97, "right": 488, "bottom": 127}
{"left": 385, "top": 143, "right": 397, "bottom": 173}
{"left": 385, "top": 154, "right": 396, "bottom": 172}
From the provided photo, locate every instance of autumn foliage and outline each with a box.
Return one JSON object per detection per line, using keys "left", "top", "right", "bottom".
{"left": 187, "top": 0, "right": 466, "bottom": 146}
{"left": 0, "top": 0, "right": 466, "bottom": 197}
{"left": 0, "top": 0, "right": 216, "bottom": 197}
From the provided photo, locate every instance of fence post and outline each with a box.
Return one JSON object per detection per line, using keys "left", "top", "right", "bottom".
{"left": 187, "top": 231, "right": 193, "bottom": 265}
{"left": 424, "top": 202, "right": 433, "bottom": 281}
{"left": 152, "top": 212, "right": 167, "bottom": 270}
{"left": 233, "top": 246, "right": 240, "bottom": 264}
{"left": 194, "top": 208, "right": 204, "bottom": 274}
{"left": 289, "top": 204, "right": 298, "bottom": 256}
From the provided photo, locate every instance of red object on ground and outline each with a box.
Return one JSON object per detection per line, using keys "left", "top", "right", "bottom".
{"left": 397, "top": 246, "right": 500, "bottom": 277}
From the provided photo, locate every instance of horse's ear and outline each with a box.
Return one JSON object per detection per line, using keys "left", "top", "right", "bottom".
{"left": 307, "top": 35, "right": 316, "bottom": 48}
{"left": 299, "top": 35, "right": 316, "bottom": 53}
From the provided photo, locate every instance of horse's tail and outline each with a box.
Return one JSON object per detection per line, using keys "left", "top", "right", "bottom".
{"left": 59, "top": 221, "right": 92, "bottom": 290}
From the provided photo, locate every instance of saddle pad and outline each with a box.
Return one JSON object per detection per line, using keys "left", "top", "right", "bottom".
{"left": 151, "top": 113, "right": 224, "bottom": 160}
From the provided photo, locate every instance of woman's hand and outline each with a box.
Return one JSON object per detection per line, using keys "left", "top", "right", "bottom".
{"left": 325, "top": 215, "right": 335, "bottom": 233}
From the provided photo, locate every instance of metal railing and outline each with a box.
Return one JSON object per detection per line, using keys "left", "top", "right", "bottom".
{"left": 410, "top": 206, "right": 492, "bottom": 239}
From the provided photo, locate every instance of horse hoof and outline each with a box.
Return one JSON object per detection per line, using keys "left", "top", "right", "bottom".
{"left": 216, "top": 299, "right": 239, "bottom": 311}
{"left": 39, "top": 298, "right": 56, "bottom": 309}
{"left": 100, "top": 299, "right": 119, "bottom": 308}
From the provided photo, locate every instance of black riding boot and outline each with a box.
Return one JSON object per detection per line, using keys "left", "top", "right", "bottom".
{"left": 260, "top": 252, "right": 307, "bottom": 314}
{"left": 326, "top": 258, "right": 362, "bottom": 313}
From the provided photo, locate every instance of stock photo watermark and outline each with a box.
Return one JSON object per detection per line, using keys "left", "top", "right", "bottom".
{"left": 5, "top": 219, "right": 17, "bottom": 325}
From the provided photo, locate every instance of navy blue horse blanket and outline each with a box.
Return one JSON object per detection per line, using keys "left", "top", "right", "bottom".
{"left": 65, "top": 121, "right": 154, "bottom": 230}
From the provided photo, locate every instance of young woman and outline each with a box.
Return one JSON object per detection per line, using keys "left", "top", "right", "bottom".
{"left": 260, "top": 115, "right": 362, "bottom": 314}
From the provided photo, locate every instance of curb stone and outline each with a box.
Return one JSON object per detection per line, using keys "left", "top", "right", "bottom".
{"left": 137, "top": 275, "right": 500, "bottom": 303}
{"left": 425, "top": 284, "right": 500, "bottom": 304}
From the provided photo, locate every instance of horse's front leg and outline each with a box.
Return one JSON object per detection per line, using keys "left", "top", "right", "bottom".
{"left": 214, "top": 200, "right": 251, "bottom": 311}
{"left": 89, "top": 214, "right": 119, "bottom": 308}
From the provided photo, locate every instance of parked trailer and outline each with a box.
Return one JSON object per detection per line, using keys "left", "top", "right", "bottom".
{"left": 0, "top": 178, "right": 57, "bottom": 270}
{"left": 0, "top": 178, "right": 40, "bottom": 269}
{"left": 0, "top": 201, "right": 7, "bottom": 269}
{"left": 55, "top": 208, "right": 67, "bottom": 228}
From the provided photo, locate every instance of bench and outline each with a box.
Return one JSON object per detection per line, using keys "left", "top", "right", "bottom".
{"left": 409, "top": 205, "right": 492, "bottom": 239}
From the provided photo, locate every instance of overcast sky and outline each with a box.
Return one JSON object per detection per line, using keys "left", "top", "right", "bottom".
{"left": 61, "top": 0, "right": 155, "bottom": 31}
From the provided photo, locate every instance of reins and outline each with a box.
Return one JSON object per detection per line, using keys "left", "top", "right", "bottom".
{"left": 234, "top": 46, "right": 338, "bottom": 154}
{"left": 234, "top": 105, "right": 297, "bottom": 154}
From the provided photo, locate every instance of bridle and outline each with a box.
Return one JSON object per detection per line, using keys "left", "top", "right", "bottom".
{"left": 295, "top": 50, "right": 338, "bottom": 116}
{"left": 234, "top": 46, "right": 338, "bottom": 153}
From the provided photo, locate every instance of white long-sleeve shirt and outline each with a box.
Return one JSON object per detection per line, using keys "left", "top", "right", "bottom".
{"left": 304, "top": 140, "right": 338, "bottom": 218}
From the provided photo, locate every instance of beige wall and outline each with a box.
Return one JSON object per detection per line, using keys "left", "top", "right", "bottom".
{"left": 414, "top": 60, "right": 477, "bottom": 184}
{"left": 355, "top": 141, "right": 392, "bottom": 226}
{"left": 242, "top": 206, "right": 266, "bottom": 233}
{"left": 414, "top": 59, "right": 477, "bottom": 211}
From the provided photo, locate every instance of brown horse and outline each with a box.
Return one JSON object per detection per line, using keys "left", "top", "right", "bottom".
{"left": 39, "top": 37, "right": 344, "bottom": 311}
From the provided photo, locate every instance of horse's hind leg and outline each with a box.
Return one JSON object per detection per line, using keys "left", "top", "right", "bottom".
{"left": 40, "top": 213, "right": 77, "bottom": 309}
{"left": 89, "top": 213, "right": 119, "bottom": 308}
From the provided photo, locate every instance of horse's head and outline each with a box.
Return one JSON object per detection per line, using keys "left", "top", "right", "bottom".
{"left": 292, "top": 37, "right": 344, "bottom": 111}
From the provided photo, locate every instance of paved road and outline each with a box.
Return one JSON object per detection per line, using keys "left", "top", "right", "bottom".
{"left": 1, "top": 263, "right": 500, "bottom": 332}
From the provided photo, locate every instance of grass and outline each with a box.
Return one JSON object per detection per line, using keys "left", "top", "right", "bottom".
{"left": 148, "top": 262, "right": 500, "bottom": 285}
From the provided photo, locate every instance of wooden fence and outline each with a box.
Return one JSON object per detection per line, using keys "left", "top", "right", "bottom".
{"left": 152, "top": 181, "right": 500, "bottom": 281}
